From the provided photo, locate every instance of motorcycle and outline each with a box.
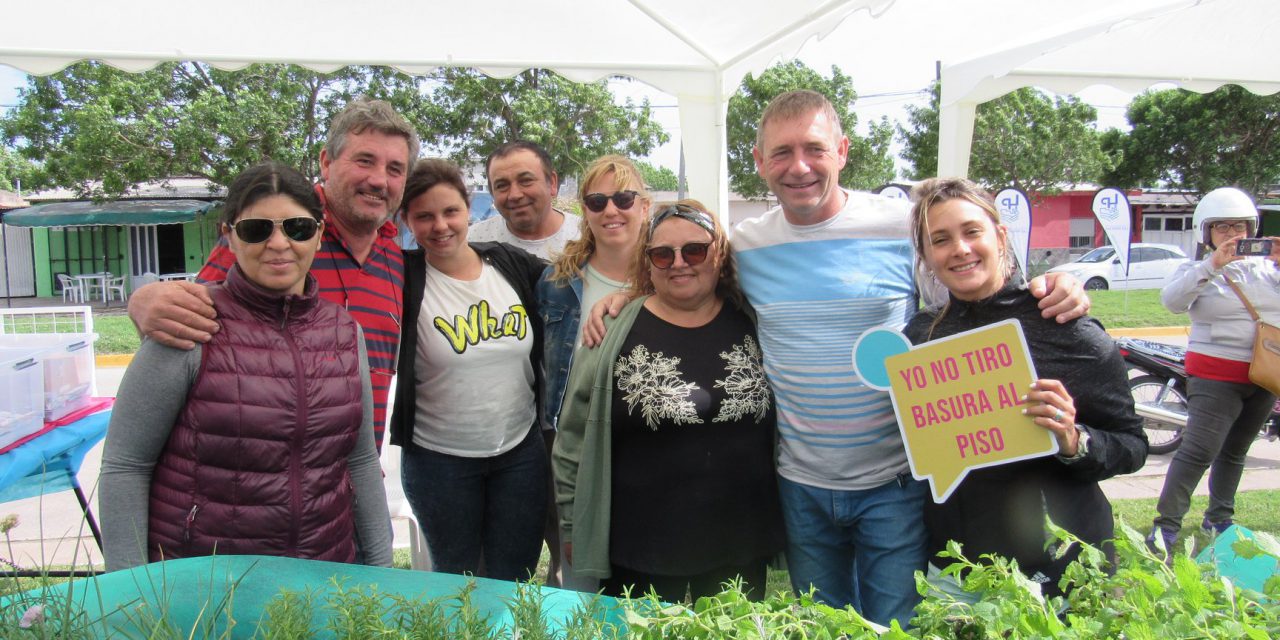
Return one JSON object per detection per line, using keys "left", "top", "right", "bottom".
{"left": 1116, "top": 336, "right": 1280, "bottom": 454}
{"left": 1117, "top": 337, "right": 1189, "bottom": 454}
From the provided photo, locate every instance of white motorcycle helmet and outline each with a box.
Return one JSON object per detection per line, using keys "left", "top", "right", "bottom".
{"left": 1193, "top": 187, "right": 1258, "bottom": 248}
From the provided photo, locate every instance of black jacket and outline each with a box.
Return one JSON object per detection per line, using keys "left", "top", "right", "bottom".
{"left": 903, "top": 282, "right": 1147, "bottom": 594}
{"left": 389, "top": 242, "right": 547, "bottom": 449}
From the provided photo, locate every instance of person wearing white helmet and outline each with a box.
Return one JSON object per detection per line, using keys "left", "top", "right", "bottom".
{"left": 1149, "top": 187, "right": 1280, "bottom": 552}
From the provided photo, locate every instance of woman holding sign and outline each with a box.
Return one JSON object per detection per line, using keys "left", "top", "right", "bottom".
{"left": 904, "top": 178, "right": 1146, "bottom": 598}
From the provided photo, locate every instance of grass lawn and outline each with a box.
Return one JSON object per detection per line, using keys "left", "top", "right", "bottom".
{"left": 91, "top": 287, "right": 1188, "bottom": 355}
{"left": 92, "top": 315, "right": 140, "bottom": 355}
{"left": 1110, "top": 489, "right": 1280, "bottom": 551}
{"left": 1088, "top": 288, "right": 1190, "bottom": 329}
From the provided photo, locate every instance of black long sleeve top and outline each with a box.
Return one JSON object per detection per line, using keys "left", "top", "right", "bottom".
{"left": 903, "top": 282, "right": 1148, "bottom": 593}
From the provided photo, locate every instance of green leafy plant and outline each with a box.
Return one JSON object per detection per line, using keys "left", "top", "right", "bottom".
{"left": 5, "top": 520, "right": 1280, "bottom": 638}
{"left": 910, "top": 524, "right": 1280, "bottom": 639}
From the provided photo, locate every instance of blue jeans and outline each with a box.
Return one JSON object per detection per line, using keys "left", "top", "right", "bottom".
{"left": 401, "top": 425, "right": 547, "bottom": 582}
{"left": 778, "top": 473, "right": 927, "bottom": 628}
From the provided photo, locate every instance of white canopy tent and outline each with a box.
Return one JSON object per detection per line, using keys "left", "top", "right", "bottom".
{"left": 938, "top": 0, "right": 1280, "bottom": 178}
{"left": 1, "top": 0, "right": 1273, "bottom": 206}
{"left": 0, "top": 0, "right": 904, "bottom": 215}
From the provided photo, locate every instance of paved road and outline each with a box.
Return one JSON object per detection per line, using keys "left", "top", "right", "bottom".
{"left": 4, "top": 328, "right": 1277, "bottom": 570}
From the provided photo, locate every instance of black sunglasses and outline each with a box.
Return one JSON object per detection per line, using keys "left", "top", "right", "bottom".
{"left": 229, "top": 217, "right": 321, "bottom": 244}
{"left": 646, "top": 242, "right": 712, "bottom": 270}
{"left": 583, "top": 190, "right": 639, "bottom": 213}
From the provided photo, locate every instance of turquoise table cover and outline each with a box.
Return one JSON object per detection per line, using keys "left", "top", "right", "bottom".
{"left": 10, "top": 555, "right": 621, "bottom": 637}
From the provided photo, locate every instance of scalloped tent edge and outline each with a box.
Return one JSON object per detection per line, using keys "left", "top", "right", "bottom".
{"left": 938, "top": 0, "right": 1280, "bottom": 179}
{"left": 1, "top": 0, "right": 1271, "bottom": 201}
{"left": 0, "top": 0, "right": 902, "bottom": 217}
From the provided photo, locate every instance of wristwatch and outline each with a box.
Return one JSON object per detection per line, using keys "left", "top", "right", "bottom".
{"left": 1059, "top": 424, "right": 1091, "bottom": 464}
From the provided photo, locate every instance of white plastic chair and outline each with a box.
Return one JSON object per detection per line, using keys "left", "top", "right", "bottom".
{"left": 56, "top": 274, "right": 83, "bottom": 303}
{"left": 380, "top": 439, "right": 431, "bottom": 571}
{"left": 104, "top": 276, "right": 127, "bottom": 302}
{"left": 132, "top": 272, "right": 160, "bottom": 291}
{"left": 378, "top": 375, "right": 430, "bottom": 570}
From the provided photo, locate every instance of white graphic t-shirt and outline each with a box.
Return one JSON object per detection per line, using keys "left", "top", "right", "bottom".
{"left": 412, "top": 261, "right": 535, "bottom": 456}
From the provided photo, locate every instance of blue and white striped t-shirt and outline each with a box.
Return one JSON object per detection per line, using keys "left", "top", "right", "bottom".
{"left": 732, "top": 190, "right": 916, "bottom": 491}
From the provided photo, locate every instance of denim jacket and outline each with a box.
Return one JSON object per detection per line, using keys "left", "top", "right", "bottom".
{"left": 536, "top": 267, "right": 583, "bottom": 431}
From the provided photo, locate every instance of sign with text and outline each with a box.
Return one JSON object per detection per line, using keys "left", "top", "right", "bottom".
{"left": 853, "top": 320, "right": 1056, "bottom": 503}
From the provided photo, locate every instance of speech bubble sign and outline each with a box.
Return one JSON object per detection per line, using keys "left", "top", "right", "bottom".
{"left": 852, "top": 319, "right": 1057, "bottom": 503}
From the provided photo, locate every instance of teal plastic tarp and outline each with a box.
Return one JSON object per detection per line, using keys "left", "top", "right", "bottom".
{"left": 7, "top": 555, "right": 620, "bottom": 637}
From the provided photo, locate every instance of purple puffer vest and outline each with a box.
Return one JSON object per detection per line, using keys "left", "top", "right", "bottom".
{"left": 147, "top": 264, "right": 364, "bottom": 563}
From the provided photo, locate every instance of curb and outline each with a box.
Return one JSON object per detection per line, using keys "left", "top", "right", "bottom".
{"left": 1106, "top": 326, "right": 1191, "bottom": 338}
{"left": 96, "top": 354, "right": 133, "bottom": 367}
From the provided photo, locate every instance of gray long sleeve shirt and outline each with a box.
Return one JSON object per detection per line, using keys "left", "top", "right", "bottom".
{"left": 99, "top": 329, "right": 392, "bottom": 571}
{"left": 1162, "top": 256, "right": 1280, "bottom": 362}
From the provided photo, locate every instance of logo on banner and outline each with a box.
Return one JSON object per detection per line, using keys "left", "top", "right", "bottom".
{"left": 1096, "top": 192, "right": 1122, "bottom": 221}
{"left": 877, "top": 185, "right": 911, "bottom": 201}
{"left": 852, "top": 320, "right": 1057, "bottom": 503}
{"left": 994, "top": 187, "right": 1032, "bottom": 276}
{"left": 998, "top": 193, "right": 1023, "bottom": 221}
{"left": 1091, "top": 187, "right": 1133, "bottom": 275}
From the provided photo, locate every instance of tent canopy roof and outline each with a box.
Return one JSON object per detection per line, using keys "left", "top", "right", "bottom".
{"left": 1, "top": 0, "right": 1273, "bottom": 198}
{"left": 0, "top": 0, "right": 893, "bottom": 96}
{"left": 3, "top": 199, "right": 217, "bottom": 227}
{"left": 938, "top": 0, "right": 1280, "bottom": 177}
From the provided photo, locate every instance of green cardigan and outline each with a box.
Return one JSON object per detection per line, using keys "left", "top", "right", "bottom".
{"left": 550, "top": 296, "right": 649, "bottom": 579}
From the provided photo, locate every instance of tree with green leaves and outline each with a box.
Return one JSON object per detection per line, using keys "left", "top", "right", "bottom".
{"left": 1, "top": 62, "right": 434, "bottom": 199}
{"left": 0, "top": 146, "right": 37, "bottom": 192}
{"left": 2, "top": 64, "right": 671, "bottom": 199}
{"left": 636, "top": 160, "right": 679, "bottom": 191}
{"left": 1102, "top": 85, "right": 1280, "bottom": 195}
{"left": 899, "top": 84, "right": 1113, "bottom": 195}
{"left": 727, "top": 61, "right": 894, "bottom": 199}
{"left": 425, "top": 69, "right": 668, "bottom": 181}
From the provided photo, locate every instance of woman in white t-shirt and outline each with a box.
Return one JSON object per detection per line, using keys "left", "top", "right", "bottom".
{"left": 388, "top": 159, "right": 549, "bottom": 582}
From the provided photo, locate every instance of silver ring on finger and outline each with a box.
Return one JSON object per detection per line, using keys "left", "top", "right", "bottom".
{"left": 1052, "top": 408, "right": 1065, "bottom": 423}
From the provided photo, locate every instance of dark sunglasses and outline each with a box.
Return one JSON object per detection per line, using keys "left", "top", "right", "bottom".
{"left": 646, "top": 242, "right": 712, "bottom": 270}
{"left": 228, "top": 217, "right": 321, "bottom": 244}
{"left": 583, "top": 190, "right": 639, "bottom": 213}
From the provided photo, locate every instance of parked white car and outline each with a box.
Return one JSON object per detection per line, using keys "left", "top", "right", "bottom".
{"left": 1046, "top": 243, "right": 1189, "bottom": 291}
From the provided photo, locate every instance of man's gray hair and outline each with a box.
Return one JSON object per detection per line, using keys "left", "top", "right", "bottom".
{"left": 325, "top": 97, "right": 420, "bottom": 167}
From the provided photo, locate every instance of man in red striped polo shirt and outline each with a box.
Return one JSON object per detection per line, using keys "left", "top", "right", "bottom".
{"left": 127, "top": 98, "right": 419, "bottom": 450}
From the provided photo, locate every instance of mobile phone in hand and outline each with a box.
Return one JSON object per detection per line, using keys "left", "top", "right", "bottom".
{"left": 1237, "top": 238, "right": 1273, "bottom": 256}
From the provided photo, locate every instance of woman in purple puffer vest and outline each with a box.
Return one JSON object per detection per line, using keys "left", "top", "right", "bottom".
{"left": 100, "top": 162, "right": 392, "bottom": 571}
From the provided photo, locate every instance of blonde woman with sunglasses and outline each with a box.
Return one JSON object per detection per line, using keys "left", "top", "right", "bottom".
{"left": 101, "top": 162, "right": 391, "bottom": 571}
{"left": 552, "top": 200, "right": 784, "bottom": 602}
{"left": 536, "top": 154, "right": 651, "bottom": 589}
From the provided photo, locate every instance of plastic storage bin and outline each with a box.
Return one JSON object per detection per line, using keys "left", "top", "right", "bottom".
{"left": 0, "top": 334, "right": 96, "bottom": 422}
{"left": 0, "top": 349, "right": 46, "bottom": 450}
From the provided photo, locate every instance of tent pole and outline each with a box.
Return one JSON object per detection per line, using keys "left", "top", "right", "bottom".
{"left": 1, "top": 221, "right": 9, "bottom": 308}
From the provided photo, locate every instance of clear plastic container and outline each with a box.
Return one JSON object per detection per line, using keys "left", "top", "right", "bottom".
{"left": 0, "top": 334, "right": 96, "bottom": 422}
{"left": 0, "top": 350, "right": 46, "bottom": 450}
